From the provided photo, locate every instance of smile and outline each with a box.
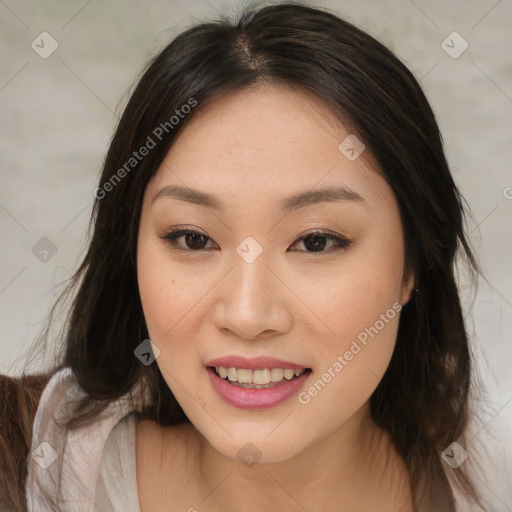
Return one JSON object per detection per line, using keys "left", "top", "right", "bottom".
{"left": 206, "top": 366, "right": 313, "bottom": 409}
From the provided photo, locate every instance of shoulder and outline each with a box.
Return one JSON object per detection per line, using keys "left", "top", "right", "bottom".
{"left": 27, "top": 368, "right": 152, "bottom": 511}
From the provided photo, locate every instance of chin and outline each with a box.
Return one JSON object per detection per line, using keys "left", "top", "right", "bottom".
{"left": 208, "top": 433, "right": 305, "bottom": 466}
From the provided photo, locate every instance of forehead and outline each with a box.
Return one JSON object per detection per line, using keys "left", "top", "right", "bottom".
{"left": 147, "top": 85, "right": 389, "bottom": 212}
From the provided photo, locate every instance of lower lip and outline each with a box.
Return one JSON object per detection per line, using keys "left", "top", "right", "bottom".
{"left": 206, "top": 367, "right": 312, "bottom": 410}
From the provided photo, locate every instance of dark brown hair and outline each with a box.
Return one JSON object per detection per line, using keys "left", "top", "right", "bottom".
{"left": 0, "top": 2, "right": 490, "bottom": 510}
{"left": 0, "top": 374, "right": 49, "bottom": 511}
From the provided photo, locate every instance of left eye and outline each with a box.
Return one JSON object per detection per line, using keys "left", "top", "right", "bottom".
{"left": 162, "top": 228, "right": 351, "bottom": 253}
{"left": 291, "top": 230, "right": 351, "bottom": 253}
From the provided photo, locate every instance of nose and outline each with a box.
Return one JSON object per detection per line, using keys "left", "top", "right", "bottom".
{"left": 212, "top": 250, "right": 293, "bottom": 341}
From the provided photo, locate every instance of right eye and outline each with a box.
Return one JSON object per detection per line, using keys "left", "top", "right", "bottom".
{"left": 162, "top": 228, "right": 218, "bottom": 251}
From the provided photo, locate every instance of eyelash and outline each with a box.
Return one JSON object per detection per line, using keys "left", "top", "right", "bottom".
{"left": 161, "top": 227, "right": 351, "bottom": 254}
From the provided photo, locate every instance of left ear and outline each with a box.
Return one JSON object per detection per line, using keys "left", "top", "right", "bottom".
{"left": 399, "top": 272, "right": 416, "bottom": 306}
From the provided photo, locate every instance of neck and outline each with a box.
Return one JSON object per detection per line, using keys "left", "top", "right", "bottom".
{"left": 193, "top": 403, "right": 413, "bottom": 511}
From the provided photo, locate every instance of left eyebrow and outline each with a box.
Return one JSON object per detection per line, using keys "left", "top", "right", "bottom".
{"left": 279, "top": 185, "right": 366, "bottom": 214}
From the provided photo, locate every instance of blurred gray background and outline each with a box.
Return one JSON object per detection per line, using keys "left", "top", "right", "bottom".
{"left": 1, "top": 0, "right": 511, "bottom": 509}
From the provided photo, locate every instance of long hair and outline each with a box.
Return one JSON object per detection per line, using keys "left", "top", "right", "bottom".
{"left": 0, "top": 2, "right": 489, "bottom": 510}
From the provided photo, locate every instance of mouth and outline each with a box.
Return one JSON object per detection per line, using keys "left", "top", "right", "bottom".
{"left": 205, "top": 365, "right": 313, "bottom": 410}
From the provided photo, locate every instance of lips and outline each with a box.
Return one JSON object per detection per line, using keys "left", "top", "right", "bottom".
{"left": 205, "top": 355, "right": 312, "bottom": 409}
{"left": 205, "top": 355, "right": 308, "bottom": 371}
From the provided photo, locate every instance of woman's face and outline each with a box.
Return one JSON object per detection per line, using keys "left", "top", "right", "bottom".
{"left": 137, "top": 84, "right": 414, "bottom": 464}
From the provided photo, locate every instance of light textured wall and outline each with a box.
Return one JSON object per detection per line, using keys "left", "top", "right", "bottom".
{"left": 1, "top": 0, "right": 510, "bottom": 508}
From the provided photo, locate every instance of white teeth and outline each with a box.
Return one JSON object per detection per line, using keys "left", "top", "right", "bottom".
{"left": 227, "top": 367, "right": 237, "bottom": 381}
{"left": 214, "top": 366, "right": 307, "bottom": 385}
{"left": 270, "top": 368, "right": 284, "bottom": 382}
{"left": 253, "top": 369, "right": 270, "bottom": 385}
{"left": 283, "top": 369, "right": 295, "bottom": 380}
{"left": 237, "top": 369, "right": 252, "bottom": 383}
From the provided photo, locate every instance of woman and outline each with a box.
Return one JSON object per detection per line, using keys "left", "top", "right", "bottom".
{"left": 0, "top": 2, "right": 490, "bottom": 510}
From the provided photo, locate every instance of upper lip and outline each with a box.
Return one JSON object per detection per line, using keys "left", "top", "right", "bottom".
{"left": 205, "top": 355, "right": 310, "bottom": 371}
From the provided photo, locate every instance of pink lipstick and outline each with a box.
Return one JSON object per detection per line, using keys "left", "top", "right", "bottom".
{"left": 205, "top": 356, "right": 312, "bottom": 410}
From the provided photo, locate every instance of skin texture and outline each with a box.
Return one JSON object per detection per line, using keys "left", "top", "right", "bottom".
{"left": 136, "top": 84, "right": 415, "bottom": 511}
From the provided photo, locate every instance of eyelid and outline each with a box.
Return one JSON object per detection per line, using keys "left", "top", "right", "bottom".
{"left": 294, "top": 227, "right": 345, "bottom": 240}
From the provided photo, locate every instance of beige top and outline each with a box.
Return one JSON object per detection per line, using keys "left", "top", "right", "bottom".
{"left": 25, "top": 367, "right": 150, "bottom": 512}
{"left": 93, "top": 413, "right": 141, "bottom": 511}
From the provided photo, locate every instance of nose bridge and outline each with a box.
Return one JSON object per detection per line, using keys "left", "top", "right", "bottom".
{"left": 230, "top": 245, "right": 274, "bottom": 312}
{"left": 214, "top": 241, "right": 290, "bottom": 339}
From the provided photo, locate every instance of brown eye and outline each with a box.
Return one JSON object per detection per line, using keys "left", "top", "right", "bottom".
{"left": 289, "top": 230, "right": 351, "bottom": 253}
{"left": 163, "top": 229, "right": 215, "bottom": 251}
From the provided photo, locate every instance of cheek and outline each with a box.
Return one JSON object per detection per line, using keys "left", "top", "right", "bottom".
{"left": 295, "top": 240, "right": 404, "bottom": 352}
{"left": 138, "top": 236, "right": 196, "bottom": 350}
{"left": 297, "top": 301, "right": 401, "bottom": 439}
{"left": 310, "top": 280, "right": 400, "bottom": 392}
{"left": 138, "top": 228, "right": 204, "bottom": 331}
{"left": 138, "top": 251, "right": 175, "bottom": 337}
{"left": 137, "top": 234, "right": 220, "bottom": 395}
{"left": 137, "top": 251, "right": 201, "bottom": 402}
{"left": 297, "top": 226, "right": 405, "bottom": 401}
